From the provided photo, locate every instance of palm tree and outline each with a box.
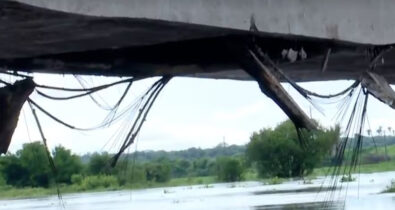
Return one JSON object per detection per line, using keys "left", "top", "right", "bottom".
{"left": 367, "top": 128, "right": 378, "bottom": 152}
{"left": 377, "top": 126, "right": 382, "bottom": 136}
{"left": 367, "top": 129, "right": 372, "bottom": 137}
{"left": 378, "top": 126, "right": 389, "bottom": 160}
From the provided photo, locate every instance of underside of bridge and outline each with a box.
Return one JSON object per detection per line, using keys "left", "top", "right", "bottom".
{"left": 0, "top": 0, "right": 394, "bottom": 166}
{"left": 0, "top": 0, "right": 395, "bottom": 83}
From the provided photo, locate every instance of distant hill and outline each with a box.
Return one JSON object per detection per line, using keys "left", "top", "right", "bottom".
{"left": 81, "top": 144, "right": 246, "bottom": 163}
{"left": 80, "top": 135, "right": 395, "bottom": 164}
{"left": 346, "top": 135, "right": 395, "bottom": 148}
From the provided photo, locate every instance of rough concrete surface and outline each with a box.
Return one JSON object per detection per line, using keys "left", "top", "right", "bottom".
{"left": 0, "top": 0, "right": 394, "bottom": 83}
{"left": 17, "top": 0, "right": 395, "bottom": 44}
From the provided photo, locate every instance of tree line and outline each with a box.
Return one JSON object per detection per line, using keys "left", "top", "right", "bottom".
{"left": 0, "top": 142, "right": 246, "bottom": 189}
{"left": 3, "top": 120, "right": 390, "bottom": 190}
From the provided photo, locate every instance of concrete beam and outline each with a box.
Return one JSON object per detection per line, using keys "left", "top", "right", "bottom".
{"left": 17, "top": 0, "right": 395, "bottom": 45}
{"left": 0, "top": 0, "right": 394, "bottom": 83}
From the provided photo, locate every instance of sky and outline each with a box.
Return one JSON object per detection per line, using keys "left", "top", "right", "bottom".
{"left": 4, "top": 73, "right": 395, "bottom": 155}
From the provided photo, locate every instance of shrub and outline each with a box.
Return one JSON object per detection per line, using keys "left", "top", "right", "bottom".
{"left": 145, "top": 161, "right": 171, "bottom": 183}
{"left": 363, "top": 154, "right": 390, "bottom": 164}
{"left": 265, "top": 176, "right": 284, "bottom": 185}
{"left": 114, "top": 161, "right": 147, "bottom": 185}
{"left": 0, "top": 174, "right": 6, "bottom": 186}
{"left": 79, "top": 175, "right": 119, "bottom": 190}
{"left": 340, "top": 174, "right": 355, "bottom": 182}
{"left": 71, "top": 174, "right": 83, "bottom": 185}
{"left": 383, "top": 180, "right": 395, "bottom": 193}
{"left": 87, "top": 153, "right": 112, "bottom": 175}
{"left": 216, "top": 157, "right": 245, "bottom": 182}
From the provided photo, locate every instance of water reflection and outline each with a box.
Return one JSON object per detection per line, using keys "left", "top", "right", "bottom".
{"left": 1, "top": 171, "right": 395, "bottom": 210}
{"left": 255, "top": 201, "right": 343, "bottom": 210}
{"left": 253, "top": 187, "right": 332, "bottom": 195}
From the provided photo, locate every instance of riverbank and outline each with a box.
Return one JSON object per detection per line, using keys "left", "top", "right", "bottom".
{"left": 0, "top": 176, "right": 217, "bottom": 199}
{"left": 313, "top": 160, "right": 395, "bottom": 176}
{"left": 2, "top": 160, "right": 395, "bottom": 200}
{"left": 2, "top": 171, "right": 395, "bottom": 210}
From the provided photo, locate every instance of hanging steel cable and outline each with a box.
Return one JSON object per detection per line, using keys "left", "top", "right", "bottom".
{"left": 111, "top": 76, "right": 172, "bottom": 166}
{"left": 27, "top": 77, "right": 167, "bottom": 132}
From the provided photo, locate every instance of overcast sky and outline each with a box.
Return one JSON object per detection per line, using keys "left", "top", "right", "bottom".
{"left": 5, "top": 74, "right": 395, "bottom": 155}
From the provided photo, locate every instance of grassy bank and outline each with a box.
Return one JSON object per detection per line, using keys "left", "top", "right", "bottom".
{"left": 2, "top": 161, "right": 395, "bottom": 200}
{"left": 0, "top": 174, "right": 286, "bottom": 200}
{"left": 312, "top": 160, "right": 395, "bottom": 177}
{"left": 0, "top": 176, "right": 217, "bottom": 200}
{"left": 0, "top": 186, "right": 55, "bottom": 199}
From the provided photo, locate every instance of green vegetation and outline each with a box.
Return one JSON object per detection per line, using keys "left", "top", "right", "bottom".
{"left": 110, "top": 144, "right": 246, "bottom": 163}
{"left": 216, "top": 157, "right": 245, "bottom": 182}
{"left": 1, "top": 120, "right": 394, "bottom": 199}
{"left": 340, "top": 174, "right": 356, "bottom": 182}
{"left": 0, "top": 141, "right": 245, "bottom": 199}
{"left": 0, "top": 175, "right": 218, "bottom": 199}
{"left": 312, "top": 159, "right": 395, "bottom": 176}
{"left": 0, "top": 186, "right": 56, "bottom": 198}
{"left": 310, "top": 143, "right": 395, "bottom": 177}
{"left": 77, "top": 175, "right": 119, "bottom": 190}
{"left": 264, "top": 176, "right": 285, "bottom": 185}
{"left": 53, "top": 146, "right": 83, "bottom": 184}
{"left": 145, "top": 160, "right": 171, "bottom": 183}
{"left": 246, "top": 120, "right": 340, "bottom": 178}
{"left": 0, "top": 142, "right": 52, "bottom": 188}
{"left": 383, "top": 180, "right": 395, "bottom": 193}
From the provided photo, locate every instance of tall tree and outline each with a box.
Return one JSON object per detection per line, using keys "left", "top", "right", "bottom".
{"left": 246, "top": 120, "right": 339, "bottom": 178}
{"left": 18, "top": 142, "right": 52, "bottom": 187}
{"left": 144, "top": 159, "right": 171, "bottom": 183}
{"left": 53, "top": 145, "right": 83, "bottom": 184}
{"left": 378, "top": 126, "right": 389, "bottom": 158}
{"left": 87, "top": 152, "right": 112, "bottom": 175}
{"left": 0, "top": 154, "right": 29, "bottom": 187}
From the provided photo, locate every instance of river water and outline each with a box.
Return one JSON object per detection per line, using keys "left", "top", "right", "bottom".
{"left": 1, "top": 171, "right": 395, "bottom": 210}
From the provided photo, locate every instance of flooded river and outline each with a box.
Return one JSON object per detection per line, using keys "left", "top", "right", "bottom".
{"left": 1, "top": 171, "right": 395, "bottom": 210}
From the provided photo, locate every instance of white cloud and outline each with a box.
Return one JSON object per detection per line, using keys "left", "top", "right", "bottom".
{"left": 212, "top": 101, "right": 267, "bottom": 121}
{"left": 7, "top": 77, "right": 395, "bottom": 154}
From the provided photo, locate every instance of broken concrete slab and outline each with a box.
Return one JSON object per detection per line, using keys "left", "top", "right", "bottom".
{"left": 0, "top": 78, "right": 35, "bottom": 154}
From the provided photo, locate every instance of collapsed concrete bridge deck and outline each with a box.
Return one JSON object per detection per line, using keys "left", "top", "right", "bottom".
{"left": 0, "top": 0, "right": 394, "bottom": 83}
{"left": 0, "top": 0, "right": 395, "bottom": 156}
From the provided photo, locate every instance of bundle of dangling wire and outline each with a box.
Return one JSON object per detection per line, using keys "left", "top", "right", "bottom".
{"left": 250, "top": 43, "right": 390, "bottom": 202}
{"left": 0, "top": 71, "right": 172, "bottom": 166}
{"left": 34, "top": 75, "right": 171, "bottom": 158}
{"left": 1, "top": 71, "right": 172, "bottom": 202}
